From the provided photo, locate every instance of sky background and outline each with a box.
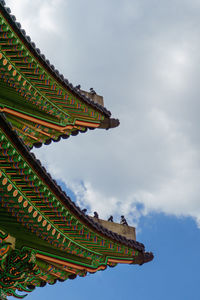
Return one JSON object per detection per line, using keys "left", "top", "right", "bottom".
{"left": 5, "top": 0, "right": 200, "bottom": 299}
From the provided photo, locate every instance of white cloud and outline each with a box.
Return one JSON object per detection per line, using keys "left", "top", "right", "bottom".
{"left": 157, "top": 46, "right": 191, "bottom": 90}
{"left": 7, "top": 0, "right": 62, "bottom": 32}
{"left": 6, "top": 0, "right": 200, "bottom": 227}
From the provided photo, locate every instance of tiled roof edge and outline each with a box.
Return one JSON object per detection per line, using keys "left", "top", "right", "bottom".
{"left": 0, "top": 113, "right": 153, "bottom": 260}
{"left": 31, "top": 127, "right": 90, "bottom": 149}
{"left": 0, "top": 1, "right": 111, "bottom": 117}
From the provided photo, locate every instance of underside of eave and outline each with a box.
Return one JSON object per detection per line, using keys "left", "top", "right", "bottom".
{"left": 0, "top": 113, "right": 151, "bottom": 256}
{"left": 0, "top": 1, "right": 113, "bottom": 118}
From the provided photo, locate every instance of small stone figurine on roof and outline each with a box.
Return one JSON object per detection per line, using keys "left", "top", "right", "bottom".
{"left": 93, "top": 211, "right": 99, "bottom": 218}
{"left": 108, "top": 215, "right": 113, "bottom": 222}
{"left": 90, "top": 88, "right": 96, "bottom": 95}
{"left": 120, "top": 215, "right": 128, "bottom": 226}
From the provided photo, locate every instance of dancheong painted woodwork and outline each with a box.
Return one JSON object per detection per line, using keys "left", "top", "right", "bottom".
{"left": 0, "top": 1, "right": 153, "bottom": 299}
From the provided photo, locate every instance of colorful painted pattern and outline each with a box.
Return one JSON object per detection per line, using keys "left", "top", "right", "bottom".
{"left": 0, "top": 10, "right": 107, "bottom": 148}
{"left": 0, "top": 3, "right": 153, "bottom": 299}
{"left": 0, "top": 115, "right": 153, "bottom": 299}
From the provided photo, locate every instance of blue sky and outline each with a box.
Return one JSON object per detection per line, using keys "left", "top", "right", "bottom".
{"left": 18, "top": 214, "right": 200, "bottom": 300}
{"left": 5, "top": 0, "right": 200, "bottom": 299}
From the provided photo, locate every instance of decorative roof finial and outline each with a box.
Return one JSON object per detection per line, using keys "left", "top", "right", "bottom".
{"left": 90, "top": 88, "right": 96, "bottom": 95}
{"left": 94, "top": 211, "right": 99, "bottom": 218}
{"left": 108, "top": 215, "right": 113, "bottom": 222}
{"left": 120, "top": 215, "right": 128, "bottom": 226}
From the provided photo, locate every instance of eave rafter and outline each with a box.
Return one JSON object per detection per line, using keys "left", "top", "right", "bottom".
{"left": 0, "top": 9, "right": 113, "bottom": 148}
{"left": 0, "top": 116, "right": 146, "bottom": 258}
{"left": 0, "top": 2, "right": 152, "bottom": 299}
{"left": 0, "top": 114, "right": 151, "bottom": 266}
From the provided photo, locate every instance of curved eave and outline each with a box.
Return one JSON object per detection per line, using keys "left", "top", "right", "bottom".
{"left": 36, "top": 251, "right": 154, "bottom": 273}
{"left": 0, "top": 1, "right": 111, "bottom": 118}
{"left": 32, "top": 117, "right": 120, "bottom": 149}
{"left": 0, "top": 113, "right": 152, "bottom": 261}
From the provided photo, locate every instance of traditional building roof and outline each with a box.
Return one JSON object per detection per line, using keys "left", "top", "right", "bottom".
{"left": 0, "top": 2, "right": 153, "bottom": 299}
{"left": 0, "top": 114, "right": 153, "bottom": 299}
{"left": 0, "top": 0, "right": 119, "bottom": 149}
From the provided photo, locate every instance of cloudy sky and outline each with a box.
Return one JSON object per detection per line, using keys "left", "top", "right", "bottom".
{"left": 6, "top": 1, "right": 200, "bottom": 299}
{"left": 7, "top": 0, "right": 200, "bottom": 226}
